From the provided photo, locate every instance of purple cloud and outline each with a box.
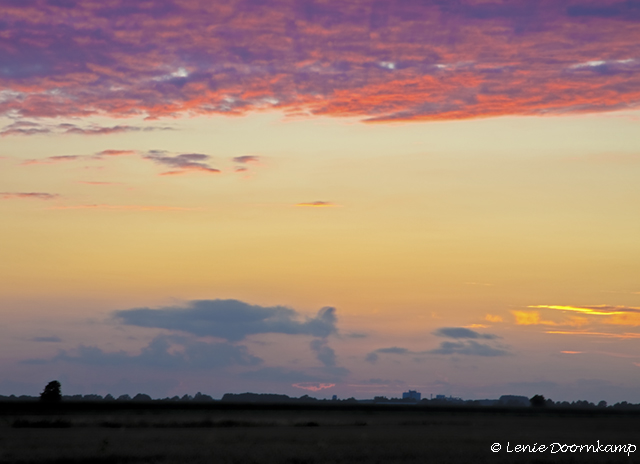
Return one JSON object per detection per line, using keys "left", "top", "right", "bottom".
{"left": 0, "top": 1, "right": 638, "bottom": 122}
{"left": 0, "top": 192, "right": 59, "bottom": 200}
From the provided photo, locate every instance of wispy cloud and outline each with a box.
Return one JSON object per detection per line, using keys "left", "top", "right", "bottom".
{"left": 78, "top": 181, "right": 124, "bottom": 186}
{"left": 233, "top": 156, "right": 260, "bottom": 164}
{"left": 31, "top": 336, "right": 62, "bottom": 343}
{"left": 0, "top": 192, "right": 59, "bottom": 200}
{"left": 22, "top": 149, "right": 137, "bottom": 166}
{"left": 432, "top": 327, "right": 498, "bottom": 340}
{"left": 529, "top": 305, "right": 640, "bottom": 316}
{"left": 292, "top": 382, "right": 335, "bottom": 392}
{"left": 546, "top": 331, "right": 640, "bottom": 340}
{"left": 22, "top": 155, "right": 82, "bottom": 166}
{"left": 296, "top": 201, "right": 337, "bottom": 208}
{"left": 428, "top": 340, "right": 510, "bottom": 357}
{"left": 95, "top": 150, "right": 137, "bottom": 157}
{"left": 144, "top": 152, "right": 220, "bottom": 176}
{"left": 1, "top": 121, "right": 172, "bottom": 137}
{"left": 512, "top": 311, "right": 558, "bottom": 326}
{"left": 512, "top": 310, "right": 590, "bottom": 328}
{"left": 22, "top": 149, "right": 222, "bottom": 177}
{"left": 523, "top": 305, "right": 640, "bottom": 327}
{"left": 366, "top": 326, "right": 508, "bottom": 362}
{"left": 50, "top": 204, "right": 201, "bottom": 212}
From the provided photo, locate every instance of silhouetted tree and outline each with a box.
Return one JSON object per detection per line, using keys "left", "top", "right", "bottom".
{"left": 40, "top": 380, "right": 61, "bottom": 402}
{"left": 530, "top": 394, "right": 546, "bottom": 407}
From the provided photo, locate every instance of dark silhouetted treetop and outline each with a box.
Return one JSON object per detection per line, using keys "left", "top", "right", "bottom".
{"left": 40, "top": 380, "right": 61, "bottom": 402}
{"left": 530, "top": 394, "right": 546, "bottom": 407}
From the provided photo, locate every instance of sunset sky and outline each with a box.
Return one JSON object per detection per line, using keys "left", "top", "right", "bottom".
{"left": 1, "top": 0, "right": 640, "bottom": 403}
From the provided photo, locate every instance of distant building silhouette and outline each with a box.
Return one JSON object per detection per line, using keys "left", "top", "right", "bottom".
{"left": 402, "top": 390, "right": 421, "bottom": 401}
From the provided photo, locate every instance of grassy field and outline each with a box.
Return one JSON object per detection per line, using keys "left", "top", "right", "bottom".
{"left": 1, "top": 404, "right": 638, "bottom": 463}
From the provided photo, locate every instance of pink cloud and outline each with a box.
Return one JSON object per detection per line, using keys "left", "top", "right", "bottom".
{"left": 1, "top": 1, "right": 639, "bottom": 122}
{"left": 22, "top": 148, "right": 136, "bottom": 165}
{"left": 22, "top": 155, "right": 81, "bottom": 166}
{"left": 95, "top": 150, "right": 137, "bottom": 157}
{"left": 292, "top": 382, "right": 336, "bottom": 392}
{"left": 233, "top": 155, "right": 261, "bottom": 164}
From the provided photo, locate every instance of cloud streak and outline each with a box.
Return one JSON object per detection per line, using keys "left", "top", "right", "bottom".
{"left": 50, "top": 204, "right": 201, "bottom": 212}
{"left": 143, "top": 152, "right": 220, "bottom": 176}
{"left": 0, "top": 192, "right": 59, "bottom": 200}
{"left": 21, "top": 149, "right": 222, "bottom": 177}
{"left": 432, "top": 327, "right": 499, "bottom": 340}
{"left": 296, "top": 201, "right": 337, "bottom": 207}
{"left": 2, "top": 1, "right": 639, "bottom": 122}
{"left": 1, "top": 121, "right": 172, "bottom": 137}
{"left": 530, "top": 305, "right": 640, "bottom": 316}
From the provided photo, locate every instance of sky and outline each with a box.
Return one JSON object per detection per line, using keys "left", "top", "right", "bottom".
{"left": 1, "top": 0, "right": 640, "bottom": 403}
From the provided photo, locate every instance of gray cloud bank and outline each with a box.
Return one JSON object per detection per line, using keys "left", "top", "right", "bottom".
{"left": 24, "top": 335, "right": 262, "bottom": 369}
{"left": 114, "top": 299, "right": 337, "bottom": 341}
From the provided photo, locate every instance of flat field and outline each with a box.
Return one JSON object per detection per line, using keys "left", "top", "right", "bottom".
{"left": 1, "top": 404, "right": 638, "bottom": 463}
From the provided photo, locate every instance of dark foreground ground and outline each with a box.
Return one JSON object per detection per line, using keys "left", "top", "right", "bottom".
{"left": 1, "top": 403, "right": 638, "bottom": 463}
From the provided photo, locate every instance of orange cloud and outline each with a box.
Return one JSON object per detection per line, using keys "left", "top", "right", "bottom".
{"left": 512, "top": 311, "right": 556, "bottom": 326}
{"left": 603, "top": 314, "right": 640, "bottom": 327}
{"left": 485, "top": 314, "right": 503, "bottom": 323}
